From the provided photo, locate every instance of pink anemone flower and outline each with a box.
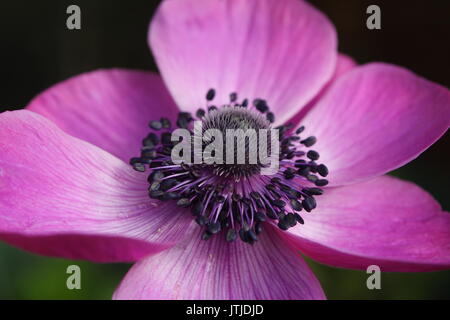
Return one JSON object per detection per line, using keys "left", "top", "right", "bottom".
{"left": 1, "top": 0, "right": 450, "bottom": 300}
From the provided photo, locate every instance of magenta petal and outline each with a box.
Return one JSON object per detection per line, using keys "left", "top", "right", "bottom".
{"left": 113, "top": 225, "right": 325, "bottom": 300}
{"left": 0, "top": 110, "right": 191, "bottom": 262}
{"left": 299, "top": 63, "right": 450, "bottom": 186}
{"left": 28, "top": 69, "right": 179, "bottom": 163}
{"left": 330, "top": 54, "right": 356, "bottom": 76}
{"left": 149, "top": 0, "right": 337, "bottom": 124}
{"left": 288, "top": 53, "right": 357, "bottom": 125}
{"left": 283, "top": 175, "right": 450, "bottom": 272}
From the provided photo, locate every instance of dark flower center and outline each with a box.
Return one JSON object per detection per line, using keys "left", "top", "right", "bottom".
{"left": 200, "top": 106, "right": 272, "bottom": 180}
{"left": 130, "top": 89, "right": 329, "bottom": 244}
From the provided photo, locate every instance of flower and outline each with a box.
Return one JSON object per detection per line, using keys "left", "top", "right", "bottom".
{"left": 1, "top": 0, "right": 449, "bottom": 300}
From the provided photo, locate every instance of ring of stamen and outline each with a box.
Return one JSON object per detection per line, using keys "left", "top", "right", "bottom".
{"left": 130, "top": 89, "right": 329, "bottom": 244}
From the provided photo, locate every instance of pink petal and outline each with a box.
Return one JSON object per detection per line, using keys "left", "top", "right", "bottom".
{"left": 113, "top": 224, "right": 325, "bottom": 300}
{"left": 149, "top": 0, "right": 337, "bottom": 124}
{"left": 299, "top": 63, "right": 450, "bottom": 186}
{"left": 282, "top": 175, "right": 450, "bottom": 272}
{"left": 0, "top": 110, "right": 191, "bottom": 262}
{"left": 288, "top": 53, "right": 357, "bottom": 125}
{"left": 330, "top": 54, "right": 356, "bottom": 76}
{"left": 28, "top": 69, "right": 179, "bottom": 163}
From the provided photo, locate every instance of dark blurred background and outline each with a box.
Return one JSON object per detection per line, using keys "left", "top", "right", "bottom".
{"left": 0, "top": 0, "right": 449, "bottom": 299}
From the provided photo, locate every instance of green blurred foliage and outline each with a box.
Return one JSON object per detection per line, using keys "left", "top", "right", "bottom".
{"left": 0, "top": 244, "right": 130, "bottom": 299}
